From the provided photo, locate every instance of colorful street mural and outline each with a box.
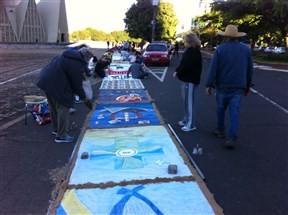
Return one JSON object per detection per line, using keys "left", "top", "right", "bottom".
{"left": 100, "top": 78, "right": 145, "bottom": 90}
{"left": 69, "top": 126, "right": 192, "bottom": 185}
{"left": 49, "top": 77, "right": 221, "bottom": 215}
{"left": 56, "top": 182, "right": 215, "bottom": 215}
{"left": 89, "top": 103, "right": 160, "bottom": 128}
{"left": 97, "top": 89, "right": 151, "bottom": 104}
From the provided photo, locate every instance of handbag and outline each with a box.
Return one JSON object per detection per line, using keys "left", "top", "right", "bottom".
{"left": 82, "top": 79, "right": 93, "bottom": 100}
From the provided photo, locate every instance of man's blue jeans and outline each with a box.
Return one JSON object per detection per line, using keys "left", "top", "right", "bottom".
{"left": 216, "top": 89, "right": 245, "bottom": 141}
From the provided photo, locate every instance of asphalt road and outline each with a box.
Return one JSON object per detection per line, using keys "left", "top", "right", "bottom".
{"left": 144, "top": 51, "right": 288, "bottom": 215}
{"left": 0, "top": 47, "right": 287, "bottom": 215}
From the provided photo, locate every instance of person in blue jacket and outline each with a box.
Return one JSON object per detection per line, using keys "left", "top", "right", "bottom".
{"left": 36, "top": 47, "right": 93, "bottom": 143}
{"left": 205, "top": 24, "right": 254, "bottom": 149}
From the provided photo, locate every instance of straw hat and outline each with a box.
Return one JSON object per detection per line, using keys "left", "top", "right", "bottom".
{"left": 218, "top": 25, "right": 246, "bottom": 37}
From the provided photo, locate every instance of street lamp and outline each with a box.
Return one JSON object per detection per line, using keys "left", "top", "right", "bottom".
{"left": 151, "top": 0, "right": 159, "bottom": 42}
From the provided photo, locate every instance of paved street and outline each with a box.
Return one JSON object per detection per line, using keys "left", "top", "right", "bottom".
{"left": 145, "top": 51, "right": 288, "bottom": 215}
{"left": 0, "top": 46, "right": 288, "bottom": 215}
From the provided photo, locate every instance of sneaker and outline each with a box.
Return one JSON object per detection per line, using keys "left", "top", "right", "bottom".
{"left": 69, "top": 108, "right": 77, "bottom": 114}
{"left": 181, "top": 126, "right": 196, "bottom": 132}
{"left": 225, "top": 140, "right": 235, "bottom": 149}
{"left": 51, "top": 130, "right": 57, "bottom": 135}
{"left": 178, "top": 121, "right": 185, "bottom": 126}
{"left": 213, "top": 128, "right": 226, "bottom": 138}
{"left": 55, "top": 135, "right": 74, "bottom": 143}
{"left": 74, "top": 99, "right": 84, "bottom": 104}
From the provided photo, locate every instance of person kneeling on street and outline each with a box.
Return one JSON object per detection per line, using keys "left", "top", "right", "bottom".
{"left": 36, "top": 47, "right": 93, "bottom": 143}
{"left": 127, "top": 59, "right": 149, "bottom": 79}
{"left": 93, "top": 56, "right": 111, "bottom": 78}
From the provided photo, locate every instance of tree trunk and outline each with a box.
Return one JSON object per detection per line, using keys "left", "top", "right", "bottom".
{"left": 285, "top": 32, "right": 288, "bottom": 48}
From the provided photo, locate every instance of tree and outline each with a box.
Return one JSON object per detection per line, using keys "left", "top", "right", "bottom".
{"left": 195, "top": 0, "right": 288, "bottom": 48}
{"left": 70, "top": 30, "right": 90, "bottom": 41}
{"left": 124, "top": 0, "right": 153, "bottom": 41}
{"left": 124, "top": 0, "right": 178, "bottom": 42}
{"left": 109, "top": 30, "right": 131, "bottom": 43}
{"left": 85, "top": 28, "right": 107, "bottom": 41}
{"left": 70, "top": 28, "right": 107, "bottom": 41}
{"left": 155, "top": 2, "right": 178, "bottom": 42}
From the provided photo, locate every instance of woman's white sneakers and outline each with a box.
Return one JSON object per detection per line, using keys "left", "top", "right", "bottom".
{"left": 181, "top": 126, "right": 196, "bottom": 132}
{"left": 178, "top": 121, "right": 196, "bottom": 132}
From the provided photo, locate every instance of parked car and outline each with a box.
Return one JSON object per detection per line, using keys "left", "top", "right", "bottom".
{"left": 264, "top": 46, "right": 274, "bottom": 53}
{"left": 272, "top": 47, "right": 286, "bottom": 54}
{"left": 152, "top": 40, "right": 173, "bottom": 55}
{"left": 143, "top": 43, "right": 170, "bottom": 66}
{"left": 253, "top": 45, "right": 266, "bottom": 51}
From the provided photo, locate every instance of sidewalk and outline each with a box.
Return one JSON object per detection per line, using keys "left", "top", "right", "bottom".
{"left": 0, "top": 47, "right": 104, "bottom": 214}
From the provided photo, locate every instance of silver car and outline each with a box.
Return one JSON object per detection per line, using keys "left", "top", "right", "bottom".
{"left": 272, "top": 47, "right": 286, "bottom": 54}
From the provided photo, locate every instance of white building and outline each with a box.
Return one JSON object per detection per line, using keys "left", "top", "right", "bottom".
{"left": 0, "top": 0, "right": 68, "bottom": 43}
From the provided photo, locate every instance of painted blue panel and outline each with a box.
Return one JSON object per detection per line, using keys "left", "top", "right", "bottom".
{"left": 89, "top": 103, "right": 160, "bottom": 128}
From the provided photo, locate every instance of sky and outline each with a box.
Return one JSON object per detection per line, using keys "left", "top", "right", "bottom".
{"left": 64, "top": 0, "right": 202, "bottom": 33}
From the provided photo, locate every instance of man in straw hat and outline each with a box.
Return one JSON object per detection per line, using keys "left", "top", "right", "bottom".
{"left": 205, "top": 24, "right": 254, "bottom": 149}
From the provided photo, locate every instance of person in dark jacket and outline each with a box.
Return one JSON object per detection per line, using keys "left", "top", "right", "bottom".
{"left": 173, "top": 41, "right": 179, "bottom": 57}
{"left": 36, "top": 47, "right": 93, "bottom": 143}
{"left": 93, "top": 56, "right": 111, "bottom": 78}
{"left": 205, "top": 25, "right": 253, "bottom": 148}
{"left": 173, "top": 32, "right": 202, "bottom": 132}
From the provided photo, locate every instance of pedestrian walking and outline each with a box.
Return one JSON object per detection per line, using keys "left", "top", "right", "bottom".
{"left": 36, "top": 47, "right": 93, "bottom": 143}
{"left": 205, "top": 24, "right": 254, "bottom": 148}
{"left": 173, "top": 41, "right": 179, "bottom": 57}
{"left": 173, "top": 33, "right": 202, "bottom": 132}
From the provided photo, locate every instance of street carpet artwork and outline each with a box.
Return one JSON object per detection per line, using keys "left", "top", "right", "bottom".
{"left": 97, "top": 89, "right": 151, "bottom": 104}
{"left": 56, "top": 181, "right": 215, "bottom": 215}
{"left": 89, "top": 103, "right": 160, "bottom": 128}
{"left": 108, "top": 62, "right": 130, "bottom": 75}
{"left": 69, "top": 125, "right": 192, "bottom": 185}
{"left": 100, "top": 78, "right": 145, "bottom": 90}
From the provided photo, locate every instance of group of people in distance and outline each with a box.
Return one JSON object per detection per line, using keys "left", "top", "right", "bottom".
{"left": 86, "top": 44, "right": 149, "bottom": 79}
{"left": 36, "top": 24, "right": 253, "bottom": 149}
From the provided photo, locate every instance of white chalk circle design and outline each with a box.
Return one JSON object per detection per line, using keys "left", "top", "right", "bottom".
{"left": 116, "top": 148, "right": 138, "bottom": 157}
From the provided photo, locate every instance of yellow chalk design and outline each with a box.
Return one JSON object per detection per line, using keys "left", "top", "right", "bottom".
{"left": 61, "top": 189, "right": 91, "bottom": 215}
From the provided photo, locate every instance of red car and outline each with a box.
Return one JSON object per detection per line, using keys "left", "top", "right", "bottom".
{"left": 143, "top": 43, "right": 170, "bottom": 66}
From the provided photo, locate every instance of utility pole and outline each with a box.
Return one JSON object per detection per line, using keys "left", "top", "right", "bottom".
{"left": 151, "top": 0, "right": 159, "bottom": 42}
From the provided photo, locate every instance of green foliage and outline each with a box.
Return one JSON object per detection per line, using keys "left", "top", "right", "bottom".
{"left": 109, "top": 31, "right": 130, "bottom": 43}
{"left": 69, "top": 28, "right": 133, "bottom": 43}
{"left": 155, "top": 2, "right": 178, "bottom": 42}
{"left": 254, "top": 53, "right": 288, "bottom": 63}
{"left": 70, "top": 28, "right": 107, "bottom": 41}
{"left": 195, "top": 0, "right": 288, "bottom": 48}
{"left": 124, "top": 0, "right": 178, "bottom": 42}
{"left": 124, "top": 0, "right": 153, "bottom": 41}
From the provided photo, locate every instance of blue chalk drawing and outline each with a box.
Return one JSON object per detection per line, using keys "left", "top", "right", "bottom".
{"left": 90, "top": 136, "right": 163, "bottom": 170}
{"left": 110, "top": 185, "right": 163, "bottom": 215}
{"left": 89, "top": 103, "right": 160, "bottom": 128}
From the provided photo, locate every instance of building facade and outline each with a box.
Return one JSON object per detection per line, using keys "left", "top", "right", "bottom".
{"left": 0, "top": 0, "right": 68, "bottom": 43}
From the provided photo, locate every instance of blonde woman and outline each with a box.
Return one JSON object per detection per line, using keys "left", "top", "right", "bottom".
{"left": 173, "top": 33, "right": 202, "bottom": 132}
